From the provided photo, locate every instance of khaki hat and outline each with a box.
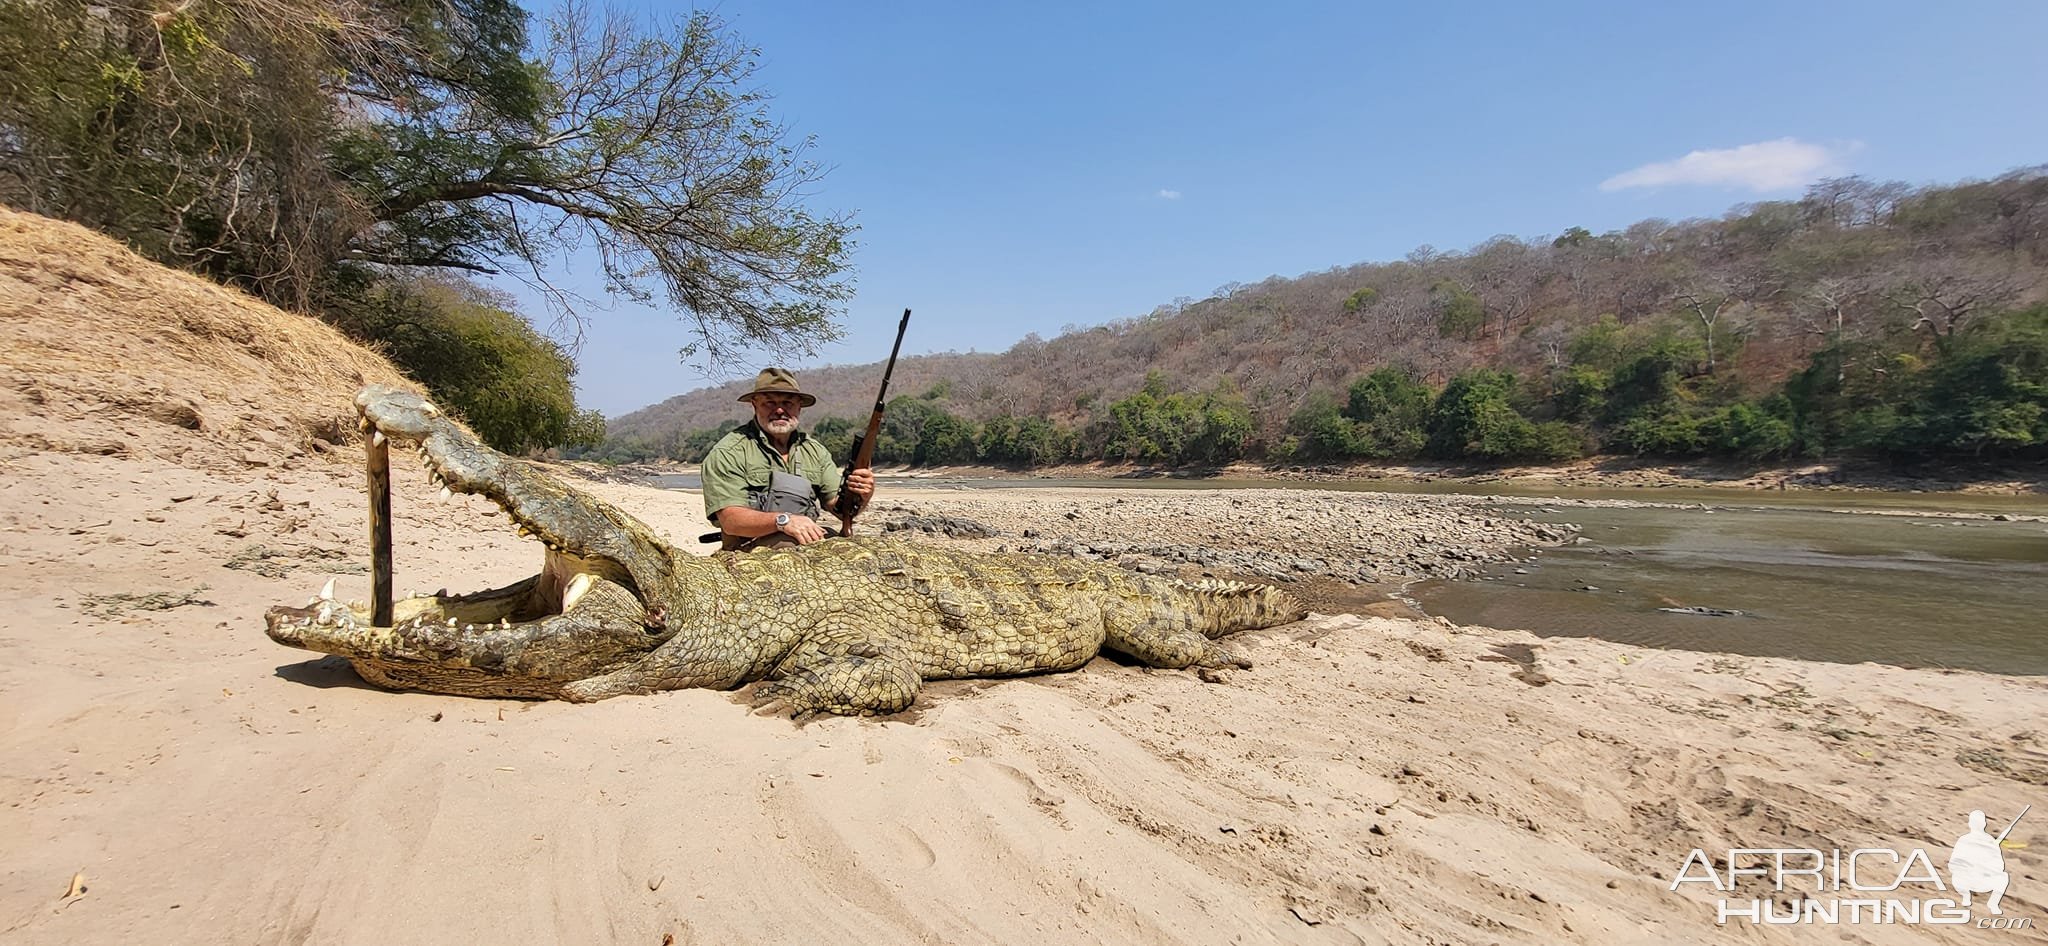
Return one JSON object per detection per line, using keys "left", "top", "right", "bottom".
{"left": 738, "top": 367, "right": 816, "bottom": 407}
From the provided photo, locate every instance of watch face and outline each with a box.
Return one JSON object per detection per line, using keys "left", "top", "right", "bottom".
{"left": 775, "top": 513, "right": 790, "bottom": 526}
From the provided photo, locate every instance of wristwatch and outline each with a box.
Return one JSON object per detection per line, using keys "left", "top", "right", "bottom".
{"left": 774, "top": 512, "right": 791, "bottom": 529}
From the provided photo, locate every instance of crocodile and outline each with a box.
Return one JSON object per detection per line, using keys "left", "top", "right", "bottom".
{"left": 264, "top": 385, "right": 1307, "bottom": 717}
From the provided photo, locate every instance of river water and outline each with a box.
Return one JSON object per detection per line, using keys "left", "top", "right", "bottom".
{"left": 652, "top": 473, "right": 2048, "bottom": 675}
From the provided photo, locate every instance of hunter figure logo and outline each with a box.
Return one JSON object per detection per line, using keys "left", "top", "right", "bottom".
{"left": 1950, "top": 809, "right": 2016, "bottom": 916}
{"left": 1669, "top": 805, "right": 2032, "bottom": 928}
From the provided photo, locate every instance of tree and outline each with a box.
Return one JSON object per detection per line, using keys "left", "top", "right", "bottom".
{"left": 347, "top": 3, "right": 855, "bottom": 360}
{"left": 1426, "top": 369, "right": 1577, "bottom": 461}
{"left": 1, "top": 0, "right": 854, "bottom": 361}
{"left": 0, "top": 0, "right": 400, "bottom": 302}
{"left": 1883, "top": 260, "right": 2025, "bottom": 338}
{"left": 1343, "top": 367, "right": 1430, "bottom": 458}
{"left": 1433, "top": 281, "right": 1485, "bottom": 340}
{"left": 332, "top": 275, "right": 598, "bottom": 453}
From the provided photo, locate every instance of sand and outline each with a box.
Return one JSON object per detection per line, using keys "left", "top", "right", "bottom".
{"left": 3, "top": 450, "right": 2043, "bottom": 945}
{"left": 3, "top": 207, "right": 2041, "bottom": 943}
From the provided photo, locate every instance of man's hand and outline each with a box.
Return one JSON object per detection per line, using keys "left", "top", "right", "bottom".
{"left": 845, "top": 468, "right": 876, "bottom": 503}
{"left": 779, "top": 513, "right": 828, "bottom": 545}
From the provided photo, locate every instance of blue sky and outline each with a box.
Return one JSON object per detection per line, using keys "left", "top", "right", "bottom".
{"left": 509, "top": 1, "right": 2048, "bottom": 416}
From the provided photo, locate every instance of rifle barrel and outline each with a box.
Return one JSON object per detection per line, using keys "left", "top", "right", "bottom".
{"left": 872, "top": 308, "right": 911, "bottom": 412}
{"left": 1995, "top": 804, "right": 2030, "bottom": 843}
{"left": 837, "top": 309, "right": 912, "bottom": 533}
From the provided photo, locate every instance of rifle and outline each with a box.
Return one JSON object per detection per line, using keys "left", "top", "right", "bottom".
{"left": 833, "top": 308, "right": 911, "bottom": 535}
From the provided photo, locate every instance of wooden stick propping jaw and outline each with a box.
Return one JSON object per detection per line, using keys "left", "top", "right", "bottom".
{"left": 367, "top": 435, "right": 393, "bottom": 627}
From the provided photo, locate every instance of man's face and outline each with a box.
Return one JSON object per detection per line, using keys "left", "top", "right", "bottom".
{"left": 750, "top": 393, "right": 804, "bottom": 436}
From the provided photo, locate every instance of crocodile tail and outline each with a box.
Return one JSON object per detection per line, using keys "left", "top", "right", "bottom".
{"left": 1178, "top": 578, "right": 1308, "bottom": 636}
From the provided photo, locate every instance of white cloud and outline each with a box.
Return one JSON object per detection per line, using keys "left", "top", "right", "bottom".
{"left": 1599, "top": 138, "right": 1858, "bottom": 193}
{"left": 1156, "top": 189, "right": 1182, "bottom": 200}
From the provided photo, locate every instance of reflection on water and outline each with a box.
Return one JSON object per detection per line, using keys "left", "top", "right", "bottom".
{"left": 649, "top": 471, "right": 2048, "bottom": 674}
{"left": 1411, "top": 505, "right": 2048, "bottom": 675}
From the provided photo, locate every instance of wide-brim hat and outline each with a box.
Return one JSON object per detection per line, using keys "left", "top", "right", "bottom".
{"left": 738, "top": 367, "right": 816, "bottom": 407}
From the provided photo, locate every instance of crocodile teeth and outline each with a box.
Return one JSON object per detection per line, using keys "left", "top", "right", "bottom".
{"left": 371, "top": 430, "right": 386, "bottom": 447}
{"left": 420, "top": 400, "right": 438, "bottom": 415}
{"left": 562, "top": 573, "right": 596, "bottom": 612}
{"left": 357, "top": 417, "right": 371, "bottom": 433}
{"left": 498, "top": 617, "right": 510, "bottom": 629}
{"left": 446, "top": 618, "right": 458, "bottom": 627}
{"left": 319, "top": 578, "right": 335, "bottom": 601}
{"left": 463, "top": 624, "right": 475, "bottom": 632}
{"left": 440, "top": 486, "right": 453, "bottom": 502}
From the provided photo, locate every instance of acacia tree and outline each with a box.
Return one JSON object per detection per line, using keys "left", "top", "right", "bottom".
{"left": 2, "top": 0, "right": 853, "bottom": 363}
{"left": 346, "top": 2, "right": 854, "bottom": 361}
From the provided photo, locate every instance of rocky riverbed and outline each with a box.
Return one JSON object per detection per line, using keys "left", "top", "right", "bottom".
{"left": 861, "top": 487, "right": 1582, "bottom": 586}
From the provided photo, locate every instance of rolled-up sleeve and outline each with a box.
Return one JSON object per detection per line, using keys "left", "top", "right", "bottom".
{"left": 699, "top": 439, "right": 754, "bottom": 523}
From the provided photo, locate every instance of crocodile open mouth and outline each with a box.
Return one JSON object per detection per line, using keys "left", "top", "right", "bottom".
{"left": 262, "top": 395, "right": 665, "bottom": 690}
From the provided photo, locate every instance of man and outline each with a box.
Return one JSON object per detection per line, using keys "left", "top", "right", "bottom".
{"left": 700, "top": 367, "right": 875, "bottom": 551}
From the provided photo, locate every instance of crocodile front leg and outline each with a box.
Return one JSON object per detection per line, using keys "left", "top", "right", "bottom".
{"left": 749, "top": 625, "right": 928, "bottom": 718}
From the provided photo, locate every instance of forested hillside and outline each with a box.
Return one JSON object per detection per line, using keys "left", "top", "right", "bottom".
{"left": 595, "top": 168, "right": 2048, "bottom": 470}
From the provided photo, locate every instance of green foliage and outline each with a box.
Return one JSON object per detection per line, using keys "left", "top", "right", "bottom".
{"left": 1602, "top": 334, "right": 1703, "bottom": 425}
{"left": 978, "top": 416, "right": 1076, "bottom": 466}
{"left": 808, "top": 416, "right": 857, "bottom": 463}
{"left": 1344, "top": 367, "right": 1430, "bottom": 458}
{"left": 3, "top": 0, "right": 851, "bottom": 403}
{"left": 1552, "top": 366, "right": 1610, "bottom": 423}
{"left": 1612, "top": 411, "right": 1705, "bottom": 456}
{"left": 1703, "top": 400, "right": 1795, "bottom": 460}
{"left": 352, "top": 6, "right": 856, "bottom": 361}
{"left": 911, "top": 411, "right": 979, "bottom": 466}
{"left": 330, "top": 276, "right": 595, "bottom": 453}
{"left": 1788, "top": 305, "right": 2048, "bottom": 459}
{"left": 1284, "top": 394, "right": 1362, "bottom": 460}
{"left": 1426, "top": 370, "right": 1580, "bottom": 461}
{"left": 1102, "top": 381, "right": 1253, "bottom": 466}
{"left": 1342, "top": 287, "right": 1381, "bottom": 313}
{"left": 1567, "top": 315, "right": 1630, "bottom": 371}
{"left": 1433, "top": 282, "right": 1485, "bottom": 340}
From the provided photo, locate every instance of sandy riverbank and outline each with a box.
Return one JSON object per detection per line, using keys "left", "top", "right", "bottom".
{"left": 4, "top": 449, "right": 2042, "bottom": 945}
{"left": 7, "top": 205, "right": 2041, "bottom": 943}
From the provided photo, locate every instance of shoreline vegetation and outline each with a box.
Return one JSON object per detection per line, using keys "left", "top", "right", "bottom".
{"left": 578, "top": 454, "right": 2048, "bottom": 501}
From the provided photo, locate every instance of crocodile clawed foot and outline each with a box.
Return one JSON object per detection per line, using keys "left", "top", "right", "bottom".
{"left": 749, "top": 681, "right": 808, "bottom": 720}
{"left": 1203, "top": 645, "right": 1253, "bottom": 670}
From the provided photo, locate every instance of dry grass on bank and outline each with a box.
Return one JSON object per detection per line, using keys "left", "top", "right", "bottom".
{"left": 0, "top": 207, "right": 414, "bottom": 470}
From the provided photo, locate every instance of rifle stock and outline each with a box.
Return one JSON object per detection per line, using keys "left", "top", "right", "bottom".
{"left": 834, "top": 308, "right": 911, "bottom": 534}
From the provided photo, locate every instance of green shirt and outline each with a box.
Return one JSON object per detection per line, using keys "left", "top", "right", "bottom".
{"left": 699, "top": 421, "right": 843, "bottom": 524}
